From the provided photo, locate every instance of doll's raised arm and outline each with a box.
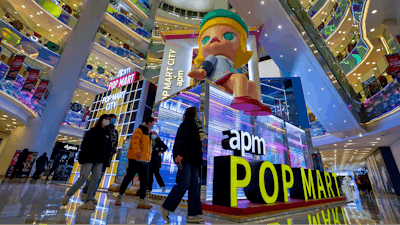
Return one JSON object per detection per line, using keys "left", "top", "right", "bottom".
{"left": 198, "top": 55, "right": 217, "bottom": 77}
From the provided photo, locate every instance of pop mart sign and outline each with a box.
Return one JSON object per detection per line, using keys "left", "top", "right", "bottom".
{"left": 213, "top": 156, "right": 341, "bottom": 207}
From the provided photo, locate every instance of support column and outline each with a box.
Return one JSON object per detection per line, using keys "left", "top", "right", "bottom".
{"left": 214, "top": 0, "right": 229, "bottom": 9}
{"left": 0, "top": 0, "right": 109, "bottom": 176}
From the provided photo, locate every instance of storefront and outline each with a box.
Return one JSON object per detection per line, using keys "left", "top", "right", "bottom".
{"left": 48, "top": 142, "right": 80, "bottom": 181}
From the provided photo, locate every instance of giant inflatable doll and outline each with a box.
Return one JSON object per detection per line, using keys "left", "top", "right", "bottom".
{"left": 188, "top": 9, "right": 272, "bottom": 116}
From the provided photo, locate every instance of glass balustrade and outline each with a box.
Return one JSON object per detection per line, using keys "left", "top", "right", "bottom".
{"left": 320, "top": 0, "right": 349, "bottom": 39}
{"left": 79, "top": 67, "right": 110, "bottom": 89}
{"left": 308, "top": 0, "right": 327, "bottom": 17}
{"left": 339, "top": 38, "right": 369, "bottom": 74}
{"left": 33, "top": 0, "right": 78, "bottom": 28}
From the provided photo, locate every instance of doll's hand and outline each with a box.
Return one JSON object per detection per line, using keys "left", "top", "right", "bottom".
{"left": 188, "top": 69, "right": 207, "bottom": 80}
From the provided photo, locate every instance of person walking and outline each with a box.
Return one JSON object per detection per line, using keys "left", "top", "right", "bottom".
{"left": 148, "top": 131, "right": 168, "bottom": 192}
{"left": 161, "top": 107, "right": 204, "bottom": 223}
{"left": 115, "top": 117, "right": 155, "bottom": 209}
{"left": 46, "top": 153, "right": 61, "bottom": 180}
{"left": 10, "top": 148, "right": 29, "bottom": 179}
{"left": 81, "top": 114, "right": 119, "bottom": 203}
{"left": 32, "top": 153, "right": 49, "bottom": 180}
{"left": 61, "top": 114, "right": 112, "bottom": 210}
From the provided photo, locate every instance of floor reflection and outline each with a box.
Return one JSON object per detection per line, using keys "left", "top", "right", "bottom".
{"left": 1, "top": 179, "right": 400, "bottom": 224}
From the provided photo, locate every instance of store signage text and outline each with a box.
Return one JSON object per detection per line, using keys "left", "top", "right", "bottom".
{"left": 108, "top": 72, "right": 138, "bottom": 90}
{"left": 213, "top": 156, "right": 340, "bottom": 207}
{"left": 162, "top": 49, "right": 185, "bottom": 100}
{"left": 222, "top": 129, "right": 266, "bottom": 156}
{"left": 101, "top": 91, "right": 126, "bottom": 110}
{"left": 117, "top": 68, "right": 131, "bottom": 78}
{"left": 64, "top": 144, "right": 78, "bottom": 151}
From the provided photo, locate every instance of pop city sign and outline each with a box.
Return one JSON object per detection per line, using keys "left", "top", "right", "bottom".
{"left": 108, "top": 71, "right": 139, "bottom": 90}
{"left": 215, "top": 130, "right": 340, "bottom": 207}
{"left": 101, "top": 91, "right": 126, "bottom": 110}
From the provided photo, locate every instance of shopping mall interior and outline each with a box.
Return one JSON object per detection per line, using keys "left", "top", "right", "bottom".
{"left": 0, "top": 0, "right": 399, "bottom": 223}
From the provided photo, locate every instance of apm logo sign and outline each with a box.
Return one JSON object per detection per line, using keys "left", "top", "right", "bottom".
{"left": 222, "top": 129, "right": 266, "bottom": 156}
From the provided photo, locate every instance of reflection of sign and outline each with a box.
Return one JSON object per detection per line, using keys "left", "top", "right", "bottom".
{"left": 33, "top": 80, "right": 50, "bottom": 100}
{"left": 6, "top": 55, "right": 25, "bottom": 80}
{"left": 222, "top": 130, "right": 266, "bottom": 156}
{"left": 22, "top": 69, "right": 40, "bottom": 92}
{"left": 213, "top": 155, "right": 340, "bottom": 207}
{"left": 108, "top": 72, "right": 139, "bottom": 90}
{"left": 101, "top": 91, "right": 126, "bottom": 110}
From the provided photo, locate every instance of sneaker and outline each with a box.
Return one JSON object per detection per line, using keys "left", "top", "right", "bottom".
{"left": 187, "top": 215, "right": 205, "bottom": 223}
{"left": 162, "top": 186, "right": 166, "bottom": 192}
{"left": 115, "top": 194, "right": 123, "bottom": 206}
{"left": 80, "top": 193, "right": 87, "bottom": 202}
{"left": 137, "top": 199, "right": 152, "bottom": 209}
{"left": 161, "top": 206, "right": 170, "bottom": 222}
{"left": 61, "top": 195, "right": 70, "bottom": 206}
{"left": 92, "top": 198, "right": 98, "bottom": 204}
{"left": 81, "top": 201, "right": 96, "bottom": 210}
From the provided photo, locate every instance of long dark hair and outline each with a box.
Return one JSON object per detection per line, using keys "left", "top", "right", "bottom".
{"left": 183, "top": 107, "right": 198, "bottom": 121}
{"left": 94, "top": 114, "right": 110, "bottom": 128}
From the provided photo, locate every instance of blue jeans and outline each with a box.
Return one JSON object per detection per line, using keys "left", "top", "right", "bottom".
{"left": 162, "top": 163, "right": 202, "bottom": 216}
{"left": 66, "top": 163, "right": 103, "bottom": 203}
{"left": 82, "top": 165, "right": 107, "bottom": 197}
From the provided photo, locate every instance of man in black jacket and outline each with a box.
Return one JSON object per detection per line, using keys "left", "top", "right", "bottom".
{"left": 148, "top": 131, "right": 168, "bottom": 192}
{"left": 10, "top": 148, "right": 29, "bottom": 179}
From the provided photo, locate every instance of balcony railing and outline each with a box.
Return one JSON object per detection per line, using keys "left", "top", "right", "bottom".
{"left": 126, "top": 0, "right": 151, "bottom": 17}
{"left": 94, "top": 33, "right": 146, "bottom": 69}
{"left": 339, "top": 38, "right": 369, "bottom": 74}
{"left": 34, "top": 0, "right": 78, "bottom": 28}
{"left": 320, "top": 0, "right": 349, "bottom": 39}
{"left": 79, "top": 67, "right": 110, "bottom": 89}
{"left": 308, "top": 0, "right": 327, "bottom": 17}
{"left": 335, "top": 33, "right": 360, "bottom": 62}
{"left": 106, "top": 5, "right": 152, "bottom": 41}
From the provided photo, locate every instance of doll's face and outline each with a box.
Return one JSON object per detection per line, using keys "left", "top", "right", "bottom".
{"left": 200, "top": 25, "right": 240, "bottom": 61}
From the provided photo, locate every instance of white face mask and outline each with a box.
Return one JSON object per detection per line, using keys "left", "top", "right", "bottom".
{"left": 102, "top": 119, "right": 110, "bottom": 126}
{"left": 151, "top": 135, "right": 157, "bottom": 140}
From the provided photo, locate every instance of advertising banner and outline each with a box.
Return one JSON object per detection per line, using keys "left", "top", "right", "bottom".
{"left": 107, "top": 72, "right": 140, "bottom": 90}
{"left": 0, "top": 20, "right": 61, "bottom": 67}
{"left": 33, "top": 80, "right": 50, "bottom": 100}
{"left": 21, "top": 69, "right": 40, "bottom": 92}
{"left": 386, "top": 54, "right": 400, "bottom": 80}
{"left": 0, "top": 61, "right": 9, "bottom": 80}
{"left": 6, "top": 150, "right": 38, "bottom": 177}
{"left": 6, "top": 55, "right": 25, "bottom": 80}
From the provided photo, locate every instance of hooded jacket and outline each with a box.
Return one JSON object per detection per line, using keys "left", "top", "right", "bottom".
{"left": 127, "top": 125, "right": 152, "bottom": 162}
{"left": 150, "top": 137, "right": 168, "bottom": 168}
{"left": 173, "top": 119, "right": 203, "bottom": 165}
{"left": 79, "top": 126, "right": 112, "bottom": 164}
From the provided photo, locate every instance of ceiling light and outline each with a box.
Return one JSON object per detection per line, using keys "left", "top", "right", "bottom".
{"left": 248, "top": 11, "right": 251, "bottom": 14}
{"left": 294, "top": 48, "right": 297, "bottom": 51}
{"left": 339, "top": 31, "right": 342, "bottom": 34}
{"left": 354, "top": 84, "right": 357, "bottom": 86}
{"left": 265, "top": 34, "right": 268, "bottom": 37}
{"left": 366, "top": 62, "right": 370, "bottom": 65}
{"left": 372, "top": 62, "right": 376, "bottom": 64}
{"left": 22, "top": 5, "right": 26, "bottom": 8}
{"left": 261, "top": 1, "right": 265, "bottom": 4}
{"left": 340, "top": 45, "right": 343, "bottom": 47}
{"left": 372, "top": 144, "right": 375, "bottom": 146}
{"left": 371, "top": 10, "right": 377, "bottom": 14}
{"left": 6, "top": 124, "right": 10, "bottom": 127}
{"left": 278, "top": 25, "right": 282, "bottom": 29}
{"left": 37, "top": 12, "right": 40, "bottom": 15}
{"left": 308, "top": 69, "right": 311, "bottom": 72}
{"left": 3, "top": 115, "right": 7, "bottom": 117}
{"left": 344, "top": 120, "right": 346, "bottom": 122}
{"left": 30, "top": 15, "right": 33, "bottom": 17}
{"left": 370, "top": 28, "right": 375, "bottom": 32}
{"left": 37, "top": 24, "right": 40, "bottom": 26}
{"left": 342, "top": 38, "right": 345, "bottom": 40}
{"left": 40, "top": 11, "right": 43, "bottom": 14}
{"left": 334, "top": 144, "right": 337, "bottom": 146}
{"left": 376, "top": 138, "right": 380, "bottom": 140}
{"left": 333, "top": 105, "right": 335, "bottom": 107}
{"left": 321, "top": 88, "right": 324, "bottom": 90}
{"left": 343, "top": 31, "right": 346, "bottom": 34}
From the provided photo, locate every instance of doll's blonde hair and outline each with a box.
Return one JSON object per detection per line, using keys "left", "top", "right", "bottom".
{"left": 194, "top": 17, "right": 253, "bottom": 69}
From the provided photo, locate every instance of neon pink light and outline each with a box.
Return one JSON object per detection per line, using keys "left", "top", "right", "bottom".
{"left": 107, "top": 72, "right": 139, "bottom": 90}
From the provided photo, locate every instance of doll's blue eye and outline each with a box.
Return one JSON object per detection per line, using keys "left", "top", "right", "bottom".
{"left": 202, "top": 36, "right": 210, "bottom": 45}
{"left": 223, "top": 32, "right": 235, "bottom": 41}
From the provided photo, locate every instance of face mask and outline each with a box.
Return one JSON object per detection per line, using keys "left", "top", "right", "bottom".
{"left": 102, "top": 119, "right": 110, "bottom": 126}
{"left": 151, "top": 135, "right": 157, "bottom": 140}
{"left": 111, "top": 118, "right": 117, "bottom": 125}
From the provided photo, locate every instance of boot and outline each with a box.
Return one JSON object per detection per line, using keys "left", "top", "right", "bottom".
{"left": 137, "top": 199, "right": 152, "bottom": 209}
{"left": 161, "top": 206, "right": 170, "bottom": 222}
{"left": 115, "top": 194, "right": 123, "bottom": 206}
{"left": 187, "top": 215, "right": 205, "bottom": 223}
{"left": 81, "top": 201, "right": 96, "bottom": 210}
{"left": 61, "top": 194, "right": 70, "bottom": 206}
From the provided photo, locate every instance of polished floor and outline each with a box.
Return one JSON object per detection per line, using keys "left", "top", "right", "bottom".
{"left": 0, "top": 178, "right": 399, "bottom": 224}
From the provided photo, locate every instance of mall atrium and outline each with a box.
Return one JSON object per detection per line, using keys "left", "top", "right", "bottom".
{"left": 0, "top": 0, "right": 399, "bottom": 223}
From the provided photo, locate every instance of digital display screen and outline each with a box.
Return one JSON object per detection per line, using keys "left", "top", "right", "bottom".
{"left": 286, "top": 122, "right": 310, "bottom": 168}
{"left": 151, "top": 85, "right": 202, "bottom": 197}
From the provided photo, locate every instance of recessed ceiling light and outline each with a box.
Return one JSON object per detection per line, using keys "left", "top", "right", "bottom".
{"left": 6, "top": 124, "right": 10, "bottom": 126}
{"left": 343, "top": 31, "right": 346, "bottom": 34}
{"left": 12, "top": 122, "right": 16, "bottom": 124}
{"left": 37, "top": 24, "right": 40, "bottom": 26}
{"left": 30, "top": 15, "right": 33, "bottom": 17}
{"left": 22, "top": 5, "right": 26, "bottom": 8}
{"left": 370, "top": 28, "right": 375, "bottom": 32}
{"left": 248, "top": 11, "right": 251, "bottom": 14}
{"left": 371, "top": 10, "right": 377, "bottom": 14}
{"left": 294, "top": 48, "right": 297, "bottom": 51}
{"left": 261, "top": 1, "right": 265, "bottom": 4}
{"left": 278, "top": 25, "right": 282, "bottom": 29}
{"left": 3, "top": 115, "right": 8, "bottom": 117}
{"left": 376, "top": 138, "right": 380, "bottom": 140}
{"left": 372, "top": 62, "right": 376, "bottom": 64}
{"left": 334, "top": 144, "right": 337, "bottom": 146}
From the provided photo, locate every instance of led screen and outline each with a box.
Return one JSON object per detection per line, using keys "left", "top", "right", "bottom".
{"left": 286, "top": 122, "right": 311, "bottom": 168}
{"left": 151, "top": 85, "right": 202, "bottom": 197}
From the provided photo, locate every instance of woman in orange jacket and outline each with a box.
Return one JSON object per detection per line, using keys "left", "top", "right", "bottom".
{"left": 115, "top": 117, "right": 155, "bottom": 209}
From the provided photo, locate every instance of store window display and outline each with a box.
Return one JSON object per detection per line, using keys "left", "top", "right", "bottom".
{"left": 189, "top": 9, "right": 272, "bottom": 116}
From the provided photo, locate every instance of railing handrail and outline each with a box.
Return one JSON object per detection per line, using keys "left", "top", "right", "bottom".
{"left": 108, "top": 4, "right": 152, "bottom": 35}
{"left": 321, "top": 0, "right": 349, "bottom": 39}
{"left": 0, "top": 4, "right": 64, "bottom": 55}
{"left": 33, "top": 0, "right": 77, "bottom": 27}
{"left": 357, "top": 66, "right": 390, "bottom": 99}
{"left": 337, "top": 33, "right": 360, "bottom": 61}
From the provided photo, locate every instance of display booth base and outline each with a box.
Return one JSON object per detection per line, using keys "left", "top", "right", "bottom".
{"left": 200, "top": 197, "right": 346, "bottom": 221}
